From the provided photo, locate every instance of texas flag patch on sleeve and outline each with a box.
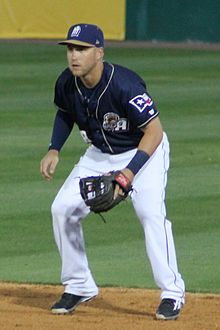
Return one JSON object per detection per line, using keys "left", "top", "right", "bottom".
{"left": 129, "top": 93, "right": 153, "bottom": 112}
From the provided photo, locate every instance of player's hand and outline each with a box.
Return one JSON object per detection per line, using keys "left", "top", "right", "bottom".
{"left": 40, "top": 149, "right": 59, "bottom": 181}
{"left": 113, "top": 168, "right": 134, "bottom": 200}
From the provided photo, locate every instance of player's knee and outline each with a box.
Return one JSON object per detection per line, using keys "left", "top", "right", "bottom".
{"left": 135, "top": 203, "right": 165, "bottom": 227}
{"left": 51, "top": 198, "right": 68, "bottom": 218}
{"left": 134, "top": 200, "right": 155, "bottom": 220}
{"left": 133, "top": 194, "right": 166, "bottom": 222}
{"left": 51, "top": 197, "right": 89, "bottom": 222}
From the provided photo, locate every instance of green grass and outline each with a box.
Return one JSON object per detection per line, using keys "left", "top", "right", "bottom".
{"left": 0, "top": 41, "right": 220, "bottom": 293}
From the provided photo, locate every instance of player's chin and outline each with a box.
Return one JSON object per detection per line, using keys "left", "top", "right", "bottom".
{"left": 69, "top": 66, "right": 82, "bottom": 76}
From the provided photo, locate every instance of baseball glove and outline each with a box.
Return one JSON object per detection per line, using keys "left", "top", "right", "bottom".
{"left": 79, "top": 171, "right": 133, "bottom": 213}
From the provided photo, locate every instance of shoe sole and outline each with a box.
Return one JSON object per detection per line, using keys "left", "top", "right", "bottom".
{"left": 51, "top": 295, "right": 96, "bottom": 315}
{"left": 156, "top": 312, "right": 180, "bottom": 320}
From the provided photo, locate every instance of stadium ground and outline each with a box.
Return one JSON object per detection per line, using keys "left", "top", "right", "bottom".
{"left": 0, "top": 283, "right": 219, "bottom": 329}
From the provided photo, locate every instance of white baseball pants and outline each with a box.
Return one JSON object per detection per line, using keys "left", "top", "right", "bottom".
{"left": 51, "top": 133, "right": 185, "bottom": 302}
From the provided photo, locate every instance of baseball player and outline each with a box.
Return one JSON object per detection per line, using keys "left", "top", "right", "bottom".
{"left": 40, "top": 23, "right": 185, "bottom": 320}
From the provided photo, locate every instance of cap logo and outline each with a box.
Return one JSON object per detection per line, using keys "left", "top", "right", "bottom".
{"left": 71, "top": 25, "right": 81, "bottom": 37}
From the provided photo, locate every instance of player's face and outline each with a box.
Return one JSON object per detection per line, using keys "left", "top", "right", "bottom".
{"left": 67, "top": 44, "right": 103, "bottom": 80}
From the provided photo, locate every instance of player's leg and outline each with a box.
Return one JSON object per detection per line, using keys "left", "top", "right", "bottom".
{"left": 50, "top": 145, "right": 120, "bottom": 314}
{"left": 131, "top": 133, "right": 185, "bottom": 319}
{"left": 51, "top": 160, "right": 99, "bottom": 313}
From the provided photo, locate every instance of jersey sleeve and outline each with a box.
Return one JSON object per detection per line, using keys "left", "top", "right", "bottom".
{"left": 49, "top": 109, "right": 74, "bottom": 151}
{"left": 123, "top": 72, "right": 159, "bottom": 128}
{"left": 128, "top": 90, "right": 159, "bottom": 128}
{"left": 54, "top": 68, "right": 74, "bottom": 112}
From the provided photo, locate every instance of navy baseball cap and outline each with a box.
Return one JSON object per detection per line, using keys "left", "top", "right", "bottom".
{"left": 58, "top": 23, "right": 104, "bottom": 47}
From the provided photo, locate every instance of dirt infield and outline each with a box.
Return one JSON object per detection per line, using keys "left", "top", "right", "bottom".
{"left": 0, "top": 283, "right": 219, "bottom": 329}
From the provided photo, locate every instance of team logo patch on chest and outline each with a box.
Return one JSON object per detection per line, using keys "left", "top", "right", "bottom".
{"left": 129, "top": 93, "right": 153, "bottom": 112}
{"left": 103, "top": 112, "right": 129, "bottom": 132}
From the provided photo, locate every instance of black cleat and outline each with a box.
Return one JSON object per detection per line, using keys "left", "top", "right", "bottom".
{"left": 155, "top": 298, "right": 182, "bottom": 320}
{"left": 51, "top": 292, "right": 96, "bottom": 314}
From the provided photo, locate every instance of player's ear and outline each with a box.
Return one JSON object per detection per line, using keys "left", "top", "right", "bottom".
{"left": 96, "top": 47, "right": 104, "bottom": 61}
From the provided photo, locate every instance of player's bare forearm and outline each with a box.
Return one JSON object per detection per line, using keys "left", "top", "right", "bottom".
{"left": 120, "top": 117, "right": 163, "bottom": 183}
{"left": 40, "top": 149, "right": 59, "bottom": 181}
{"left": 138, "top": 117, "right": 163, "bottom": 156}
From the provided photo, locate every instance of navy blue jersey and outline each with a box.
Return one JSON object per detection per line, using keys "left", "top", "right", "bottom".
{"left": 54, "top": 61, "right": 159, "bottom": 154}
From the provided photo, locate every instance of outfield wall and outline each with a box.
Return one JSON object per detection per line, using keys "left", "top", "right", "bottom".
{"left": 0, "top": 0, "right": 219, "bottom": 42}
{"left": 126, "top": 0, "right": 220, "bottom": 42}
{"left": 0, "top": 0, "right": 125, "bottom": 40}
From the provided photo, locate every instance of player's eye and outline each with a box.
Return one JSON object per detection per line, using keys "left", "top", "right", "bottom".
{"left": 76, "top": 46, "right": 92, "bottom": 52}
{"left": 67, "top": 45, "right": 74, "bottom": 51}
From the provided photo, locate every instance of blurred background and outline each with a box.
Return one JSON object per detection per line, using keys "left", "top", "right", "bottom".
{"left": 0, "top": 0, "right": 220, "bottom": 43}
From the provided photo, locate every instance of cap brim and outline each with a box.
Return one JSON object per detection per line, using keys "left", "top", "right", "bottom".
{"left": 58, "top": 39, "right": 94, "bottom": 47}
